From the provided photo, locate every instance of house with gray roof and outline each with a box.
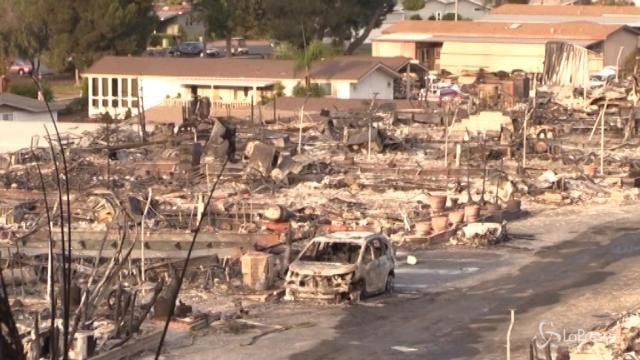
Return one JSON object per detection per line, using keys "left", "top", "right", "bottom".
{"left": 0, "top": 93, "right": 62, "bottom": 122}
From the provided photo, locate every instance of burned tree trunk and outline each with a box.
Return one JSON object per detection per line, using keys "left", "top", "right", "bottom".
{"left": 0, "top": 270, "right": 25, "bottom": 360}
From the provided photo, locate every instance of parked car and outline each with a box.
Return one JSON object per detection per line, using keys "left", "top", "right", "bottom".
{"left": 9, "top": 60, "right": 33, "bottom": 76}
{"left": 589, "top": 66, "right": 617, "bottom": 88}
{"left": 284, "top": 232, "right": 396, "bottom": 302}
{"left": 168, "top": 42, "right": 204, "bottom": 57}
{"left": 233, "top": 47, "right": 250, "bottom": 56}
{"left": 223, "top": 47, "right": 250, "bottom": 56}
{"left": 205, "top": 47, "right": 222, "bottom": 57}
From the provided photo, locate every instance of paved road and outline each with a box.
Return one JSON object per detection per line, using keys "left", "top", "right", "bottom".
{"left": 166, "top": 206, "right": 640, "bottom": 360}
{"left": 286, "top": 221, "right": 640, "bottom": 360}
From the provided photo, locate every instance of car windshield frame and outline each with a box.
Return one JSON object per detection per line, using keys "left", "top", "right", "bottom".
{"left": 298, "top": 240, "right": 363, "bottom": 264}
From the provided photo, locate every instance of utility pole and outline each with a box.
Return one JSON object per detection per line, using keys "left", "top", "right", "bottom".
{"left": 455, "top": 0, "right": 459, "bottom": 21}
{"left": 601, "top": 101, "right": 605, "bottom": 176}
{"left": 367, "top": 92, "right": 379, "bottom": 160}
{"left": 298, "top": 105, "right": 304, "bottom": 154}
{"left": 522, "top": 108, "right": 529, "bottom": 170}
{"left": 506, "top": 309, "right": 515, "bottom": 360}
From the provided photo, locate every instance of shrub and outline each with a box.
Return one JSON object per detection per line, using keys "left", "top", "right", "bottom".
{"left": 403, "top": 0, "right": 426, "bottom": 11}
{"left": 81, "top": 77, "right": 88, "bottom": 99}
{"left": 428, "top": 12, "right": 468, "bottom": 21}
{"left": 307, "top": 83, "right": 326, "bottom": 97}
{"left": 59, "top": 97, "right": 86, "bottom": 115}
{"left": 9, "top": 82, "right": 54, "bottom": 102}
{"left": 292, "top": 83, "right": 326, "bottom": 97}
{"left": 292, "top": 83, "right": 307, "bottom": 97}
{"left": 274, "top": 82, "right": 285, "bottom": 97}
{"left": 409, "top": 14, "right": 423, "bottom": 20}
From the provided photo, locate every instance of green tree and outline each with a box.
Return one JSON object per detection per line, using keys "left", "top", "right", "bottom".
{"left": 194, "top": 0, "right": 266, "bottom": 57}
{"left": 2, "top": 0, "right": 55, "bottom": 74}
{"left": 264, "top": 0, "right": 395, "bottom": 54}
{"left": 0, "top": 7, "right": 13, "bottom": 78}
{"left": 70, "top": 0, "right": 156, "bottom": 72}
{"left": 402, "top": 0, "right": 426, "bottom": 11}
{"left": 194, "top": 0, "right": 230, "bottom": 56}
{"left": 0, "top": 0, "right": 155, "bottom": 80}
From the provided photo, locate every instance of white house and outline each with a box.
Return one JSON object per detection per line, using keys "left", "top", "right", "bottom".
{"left": 311, "top": 57, "right": 402, "bottom": 100}
{"left": 83, "top": 56, "right": 404, "bottom": 118}
{"left": 406, "top": 0, "right": 490, "bottom": 20}
{"left": 0, "top": 93, "right": 62, "bottom": 122}
{"left": 366, "top": 0, "right": 490, "bottom": 44}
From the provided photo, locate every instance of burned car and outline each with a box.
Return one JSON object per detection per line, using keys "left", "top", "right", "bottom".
{"left": 284, "top": 232, "right": 396, "bottom": 302}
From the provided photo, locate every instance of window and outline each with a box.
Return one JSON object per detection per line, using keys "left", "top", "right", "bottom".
{"left": 1, "top": 113, "right": 13, "bottom": 121}
{"left": 111, "top": 78, "right": 119, "bottom": 97}
{"left": 371, "top": 239, "right": 386, "bottom": 259}
{"left": 92, "top": 99, "right": 99, "bottom": 108}
{"left": 101, "top": 78, "right": 108, "bottom": 97}
{"left": 299, "top": 241, "right": 362, "bottom": 264}
{"left": 122, "top": 78, "right": 129, "bottom": 97}
{"left": 92, "top": 78, "right": 99, "bottom": 97}
{"left": 362, "top": 244, "right": 374, "bottom": 264}
{"left": 317, "top": 83, "right": 331, "bottom": 95}
{"left": 131, "top": 78, "right": 139, "bottom": 97}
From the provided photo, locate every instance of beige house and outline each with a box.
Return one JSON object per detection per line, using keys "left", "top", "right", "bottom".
{"left": 83, "top": 56, "right": 406, "bottom": 118}
{"left": 154, "top": 3, "right": 205, "bottom": 43}
{"left": 372, "top": 20, "right": 640, "bottom": 73}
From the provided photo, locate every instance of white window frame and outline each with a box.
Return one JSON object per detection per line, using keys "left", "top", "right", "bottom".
{"left": 89, "top": 76, "right": 140, "bottom": 115}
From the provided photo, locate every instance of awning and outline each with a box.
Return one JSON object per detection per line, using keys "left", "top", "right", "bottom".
{"left": 176, "top": 78, "right": 278, "bottom": 87}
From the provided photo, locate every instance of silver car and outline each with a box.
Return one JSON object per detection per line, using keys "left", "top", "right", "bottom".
{"left": 285, "top": 232, "right": 396, "bottom": 302}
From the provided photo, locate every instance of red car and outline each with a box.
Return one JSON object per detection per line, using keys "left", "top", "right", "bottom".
{"left": 9, "top": 60, "right": 33, "bottom": 76}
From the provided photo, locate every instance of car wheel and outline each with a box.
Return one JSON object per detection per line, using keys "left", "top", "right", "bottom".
{"left": 349, "top": 280, "right": 366, "bottom": 303}
{"left": 385, "top": 273, "right": 395, "bottom": 294}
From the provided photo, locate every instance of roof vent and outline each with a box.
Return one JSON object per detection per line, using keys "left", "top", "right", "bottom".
{"left": 509, "top": 23, "right": 521, "bottom": 29}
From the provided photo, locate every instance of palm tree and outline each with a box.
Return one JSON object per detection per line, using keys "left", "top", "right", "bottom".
{"left": 294, "top": 40, "right": 333, "bottom": 88}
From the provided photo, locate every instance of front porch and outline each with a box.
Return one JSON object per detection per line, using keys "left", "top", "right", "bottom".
{"left": 181, "top": 79, "right": 278, "bottom": 107}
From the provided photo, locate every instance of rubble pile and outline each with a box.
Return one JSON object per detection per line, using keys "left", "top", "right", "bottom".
{"left": 449, "top": 221, "right": 507, "bottom": 247}
{"left": 3, "top": 68, "right": 640, "bottom": 357}
{"left": 548, "top": 312, "right": 640, "bottom": 360}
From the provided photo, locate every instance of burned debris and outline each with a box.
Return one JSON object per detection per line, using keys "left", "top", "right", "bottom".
{"left": 3, "top": 54, "right": 640, "bottom": 358}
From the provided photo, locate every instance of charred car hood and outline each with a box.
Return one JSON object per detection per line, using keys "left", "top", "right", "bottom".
{"left": 289, "top": 261, "right": 357, "bottom": 276}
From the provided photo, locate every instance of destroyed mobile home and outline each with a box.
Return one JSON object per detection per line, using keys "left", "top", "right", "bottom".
{"left": 284, "top": 232, "right": 395, "bottom": 302}
{"left": 4, "top": 53, "right": 640, "bottom": 358}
